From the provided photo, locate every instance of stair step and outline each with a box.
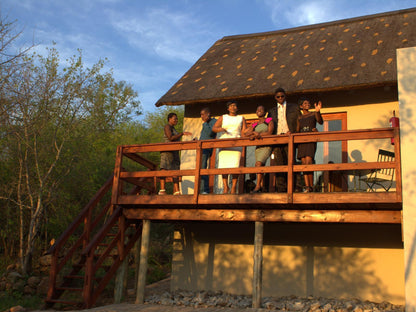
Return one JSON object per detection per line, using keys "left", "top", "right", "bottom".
{"left": 45, "top": 299, "right": 80, "bottom": 305}
{"left": 56, "top": 286, "right": 83, "bottom": 292}
{"left": 64, "top": 275, "right": 84, "bottom": 280}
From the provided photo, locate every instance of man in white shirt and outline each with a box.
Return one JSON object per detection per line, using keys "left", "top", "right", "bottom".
{"left": 267, "top": 87, "right": 300, "bottom": 192}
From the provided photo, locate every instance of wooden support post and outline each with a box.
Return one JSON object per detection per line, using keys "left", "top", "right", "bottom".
{"left": 114, "top": 256, "right": 128, "bottom": 303}
{"left": 252, "top": 221, "right": 263, "bottom": 309}
{"left": 134, "top": 235, "right": 141, "bottom": 291}
{"left": 135, "top": 220, "right": 151, "bottom": 304}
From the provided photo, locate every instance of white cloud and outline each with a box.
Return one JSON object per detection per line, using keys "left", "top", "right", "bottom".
{"left": 263, "top": 0, "right": 340, "bottom": 27}
{"left": 262, "top": 0, "right": 416, "bottom": 28}
{"left": 108, "top": 6, "right": 214, "bottom": 63}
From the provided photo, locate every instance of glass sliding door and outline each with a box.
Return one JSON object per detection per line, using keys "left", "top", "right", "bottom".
{"left": 314, "top": 113, "right": 348, "bottom": 191}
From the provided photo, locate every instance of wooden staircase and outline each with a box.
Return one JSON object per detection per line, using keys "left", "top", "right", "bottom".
{"left": 44, "top": 174, "right": 152, "bottom": 309}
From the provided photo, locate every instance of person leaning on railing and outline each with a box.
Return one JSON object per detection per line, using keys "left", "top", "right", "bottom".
{"left": 199, "top": 107, "right": 217, "bottom": 194}
{"left": 158, "top": 112, "right": 192, "bottom": 195}
{"left": 244, "top": 105, "right": 274, "bottom": 193}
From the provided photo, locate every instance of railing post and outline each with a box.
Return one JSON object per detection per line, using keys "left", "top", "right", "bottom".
{"left": 393, "top": 127, "right": 402, "bottom": 201}
{"left": 193, "top": 141, "right": 203, "bottom": 203}
{"left": 287, "top": 134, "right": 294, "bottom": 202}
{"left": 239, "top": 145, "right": 247, "bottom": 194}
{"left": 112, "top": 146, "right": 124, "bottom": 205}
{"left": 118, "top": 213, "right": 126, "bottom": 259}
{"left": 209, "top": 148, "right": 216, "bottom": 193}
{"left": 83, "top": 251, "right": 94, "bottom": 308}
{"left": 45, "top": 250, "right": 58, "bottom": 305}
{"left": 84, "top": 204, "right": 93, "bottom": 249}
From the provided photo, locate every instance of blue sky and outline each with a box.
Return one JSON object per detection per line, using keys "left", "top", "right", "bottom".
{"left": 1, "top": 0, "right": 416, "bottom": 117}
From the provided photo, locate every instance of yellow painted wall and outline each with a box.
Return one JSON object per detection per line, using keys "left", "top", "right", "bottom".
{"left": 172, "top": 223, "right": 404, "bottom": 304}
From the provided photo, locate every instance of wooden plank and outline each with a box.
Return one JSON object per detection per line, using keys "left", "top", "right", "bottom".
{"left": 292, "top": 192, "right": 400, "bottom": 204}
{"left": 120, "top": 169, "right": 196, "bottom": 178}
{"left": 116, "top": 192, "right": 400, "bottom": 206}
{"left": 293, "top": 161, "right": 395, "bottom": 172}
{"left": 118, "top": 193, "right": 290, "bottom": 205}
{"left": 293, "top": 129, "right": 394, "bottom": 143}
{"left": 287, "top": 134, "right": 294, "bottom": 202}
{"left": 124, "top": 153, "right": 157, "bottom": 170}
{"left": 119, "top": 162, "right": 395, "bottom": 181}
{"left": 393, "top": 127, "right": 402, "bottom": 202}
{"left": 112, "top": 146, "right": 123, "bottom": 205}
{"left": 123, "top": 209, "right": 401, "bottom": 224}
{"left": 120, "top": 128, "right": 395, "bottom": 155}
{"left": 193, "top": 141, "right": 203, "bottom": 203}
{"left": 121, "top": 177, "right": 155, "bottom": 193}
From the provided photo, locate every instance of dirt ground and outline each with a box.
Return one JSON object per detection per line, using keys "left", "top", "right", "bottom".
{"left": 96, "top": 276, "right": 171, "bottom": 306}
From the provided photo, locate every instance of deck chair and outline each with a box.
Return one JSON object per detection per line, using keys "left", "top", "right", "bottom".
{"left": 360, "top": 149, "right": 395, "bottom": 192}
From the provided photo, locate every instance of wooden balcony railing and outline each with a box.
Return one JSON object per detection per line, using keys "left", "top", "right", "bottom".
{"left": 112, "top": 127, "right": 402, "bottom": 224}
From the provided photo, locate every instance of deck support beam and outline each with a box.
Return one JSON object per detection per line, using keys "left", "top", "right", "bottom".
{"left": 135, "top": 220, "right": 151, "bottom": 304}
{"left": 123, "top": 209, "right": 401, "bottom": 224}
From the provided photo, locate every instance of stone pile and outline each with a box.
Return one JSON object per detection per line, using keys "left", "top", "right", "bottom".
{"left": 0, "top": 256, "right": 51, "bottom": 296}
{"left": 145, "top": 290, "right": 405, "bottom": 311}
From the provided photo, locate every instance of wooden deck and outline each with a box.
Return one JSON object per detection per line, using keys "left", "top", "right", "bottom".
{"left": 112, "top": 127, "right": 402, "bottom": 225}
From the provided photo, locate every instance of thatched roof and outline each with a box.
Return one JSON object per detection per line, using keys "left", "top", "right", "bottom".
{"left": 156, "top": 8, "right": 416, "bottom": 107}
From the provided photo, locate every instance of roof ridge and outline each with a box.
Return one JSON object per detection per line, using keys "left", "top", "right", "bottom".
{"left": 220, "top": 7, "right": 416, "bottom": 42}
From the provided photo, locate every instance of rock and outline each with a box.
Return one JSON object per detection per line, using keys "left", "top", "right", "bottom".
{"left": 39, "top": 254, "right": 52, "bottom": 267}
{"left": 6, "top": 264, "right": 16, "bottom": 272}
{"left": 143, "top": 290, "right": 404, "bottom": 311}
{"left": 12, "top": 280, "right": 25, "bottom": 291}
{"left": 36, "top": 276, "right": 49, "bottom": 295}
{"left": 23, "top": 285, "right": 36, "bottom": 295}
{"left": 8, "top": 306, "right": 25, "bottom": 312}
{"left": 27, "top": 276, "right": 41, "bottom": 288}
{"left": 310, "top": 301, "right": 322, "bottom": 311}
{"left": 7, "top": 271, "right": 22, "bottom": 283}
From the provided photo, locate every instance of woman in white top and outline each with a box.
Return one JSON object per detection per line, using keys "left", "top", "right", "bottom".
{"left": 212, "top": 101, "right": 247, "bottom": 194}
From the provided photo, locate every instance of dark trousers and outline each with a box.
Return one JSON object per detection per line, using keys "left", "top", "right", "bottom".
{"left": 271, "top": 144, "right": 289, "bottom": 192}
{"left": 201, "top": 149, "right": 212, "bottom": 193}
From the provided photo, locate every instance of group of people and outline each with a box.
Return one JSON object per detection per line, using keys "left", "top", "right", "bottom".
{"left": 159, "top": 87, "right": 323, "bottom": 195}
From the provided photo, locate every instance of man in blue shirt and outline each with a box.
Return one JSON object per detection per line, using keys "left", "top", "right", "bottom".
{"left": 199, "top": 108, "right": 217, "bottom": 194}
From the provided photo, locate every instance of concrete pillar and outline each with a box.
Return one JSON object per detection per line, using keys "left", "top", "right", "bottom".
{"left": 397, "top": 46, "right": 416, "bottom": 312}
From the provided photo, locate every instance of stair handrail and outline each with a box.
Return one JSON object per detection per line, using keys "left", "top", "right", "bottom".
{"left": 47, "top": 175, "right": 114, "bottom": 256}
{"left": 46, "top": 175, "right": 114, "bottom": 303}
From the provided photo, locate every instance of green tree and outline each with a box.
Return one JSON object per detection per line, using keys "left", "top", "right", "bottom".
{"left": 0, "top": 46, "right": 140, "bottom": 274}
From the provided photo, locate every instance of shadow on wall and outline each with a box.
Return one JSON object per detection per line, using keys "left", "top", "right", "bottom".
{"left": 398, "top": 48, "right": 416, "bottom": 288}
{"left": 172, "top": 222, "right": 403, "bottom": 302}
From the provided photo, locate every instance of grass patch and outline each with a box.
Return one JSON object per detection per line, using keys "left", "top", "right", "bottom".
{"left": 0, "top": 290, "right": 43, "bottom": 311}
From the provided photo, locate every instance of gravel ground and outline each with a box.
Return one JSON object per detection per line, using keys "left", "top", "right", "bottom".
{"left": 20, "top": 277, "right": 404, "bottom": 312}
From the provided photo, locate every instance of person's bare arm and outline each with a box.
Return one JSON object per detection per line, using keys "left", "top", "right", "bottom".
{"left": 212, "top": 116, "right": 226, "bottom": 133}
{"left": 164, "top": 125, "right": 192, "bottom": 141}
